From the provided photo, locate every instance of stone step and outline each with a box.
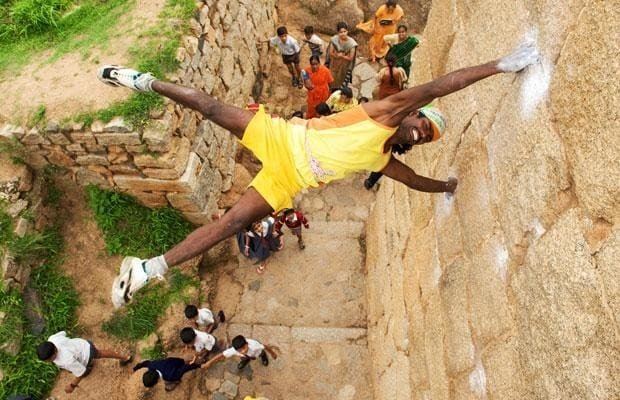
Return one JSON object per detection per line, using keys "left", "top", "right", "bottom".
{"left": 225, "top": 323, "right": 367, "bottom": 346}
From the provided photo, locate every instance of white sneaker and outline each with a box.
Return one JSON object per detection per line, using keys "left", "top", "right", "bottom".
{"left": 97, "top": 65, "right": 156, "bottom": 92}
{"left": 111, "top": 257, "right": 150, "bottom": 308}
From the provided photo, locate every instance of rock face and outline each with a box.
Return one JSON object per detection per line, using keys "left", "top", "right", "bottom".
{"left": 364, "top": 1, "right": 620, "bottom": 400}
{"left": 2, "top": 0, "right": 277, "bottom": 223}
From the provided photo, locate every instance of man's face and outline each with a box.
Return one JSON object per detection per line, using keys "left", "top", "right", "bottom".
{"left": 239, "top": 344, "right": 249, "bottom": 354}
{"left": 279, "top": 34, "right": 287, "bottom": 43}
{"left": 340, "top": 94, "right": 352, "bottom": 104}
{"left": 398, "top": 111, "right": 434, "bottom": 146}
{"left": 304, "top": 32, "right": 312, "bottom": 40}
{"left": 286, "top": 213, "right": 295, "bottom": 222}
{"left": 252, "top": 222, "right": 263, "bottom": 233}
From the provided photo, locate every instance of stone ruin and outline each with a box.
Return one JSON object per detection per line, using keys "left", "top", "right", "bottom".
{"left": 0, "top": 0, "right": 277, "bottom": 225}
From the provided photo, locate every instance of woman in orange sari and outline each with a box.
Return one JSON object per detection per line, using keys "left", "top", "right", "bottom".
{"left": 302, "top": 55, "right": 334, "bottom": 118}
{"left": 357, "top": 0, "right": 404, "bottom": 62}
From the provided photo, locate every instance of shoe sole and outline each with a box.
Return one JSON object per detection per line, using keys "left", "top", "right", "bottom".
{"left": 97, "top": 64, "right": 126, "bottom": 88}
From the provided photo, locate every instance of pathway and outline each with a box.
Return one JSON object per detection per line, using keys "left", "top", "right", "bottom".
{"left": 204, "top": 175, "right": 378, "bottom": 400}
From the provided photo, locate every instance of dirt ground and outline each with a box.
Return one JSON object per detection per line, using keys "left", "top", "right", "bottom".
{"left": 0, "top": 0, "right": 167, "bottom": 123}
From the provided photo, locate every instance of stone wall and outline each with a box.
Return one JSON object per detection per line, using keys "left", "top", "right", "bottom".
{"left": 0, "top": 0, "right": 276, "bottom": 224}
{"left": 0, "top": 155, "right": 46, "bottom": 291}
{"left": 365, "top": 1, "right": 619, "bottom": 399}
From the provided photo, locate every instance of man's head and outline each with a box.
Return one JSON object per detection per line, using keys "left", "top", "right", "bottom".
{"left": 231, "top": 335, "right": 248, "bottom": 354}
{"left": 304, "top": 25, "right": 314, "bottom": 39}
{"left": 143, "top": 370, "right": 160, "bottom": 387}
{"left": 397, "top": 24, "right": 408, "bottom": 41}
{"left": 385, "top": 53, "right": 397, "bottom": 67}
{"left": 180, "top": 327, "right": 197, "bottom": 344}
{"left": 276, "top": 26, "right": 288, "bottom": 42}
{"left": 309, "top": 55, "right": 320, "bottom": 72}
{"left": 252, "top": 221, "right": 263, "bottom": 234}
{"left": 283, "top": 208, "right": 296, "bottom": 222}
{"left": 339, "top": 87, "right": 353, "bottom": 103}
{"left": 396, "top": 105, "right": 446, "bottom": 146}
{"left": 316, "top": 102, "right": 332, "bottom": 116}
{"left": 336, "top": 22, "right": 348, "bottom": 39}
{"left": 358, "top": 96, "right": 369, "bottom": 104}
{"left": 184, "top": 304, "right": 198, "bottom": 319}
{"left": 386, "top": 0, "right": 398, "bottom": 10}
{"left": 37, "top": 341, "right": 57, "bottom": 362}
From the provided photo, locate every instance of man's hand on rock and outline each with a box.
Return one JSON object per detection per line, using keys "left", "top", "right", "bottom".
{"left": 445, "top": 177, "right": 458, "bottom": 193}
{"left": 497, "top": 38, "right": 540, "bottom": 72}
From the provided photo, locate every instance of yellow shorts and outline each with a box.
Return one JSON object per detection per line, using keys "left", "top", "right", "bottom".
{"left": 240, "top": 105, "right": 303, "bottom": 212}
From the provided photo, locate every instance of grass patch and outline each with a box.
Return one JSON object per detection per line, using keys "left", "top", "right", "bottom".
{"left": 0, "top": 173, "right": 78, "bottom": 399}
{"left": 86, "top": 185, "right": 194, "bottom": 258}
{"left": 103, "top": 269, "right": 196, "bottom": 341}
{"left": 0, "top": 213, "right": 78, "bottom": 398}
{"left": 0, "top": 0, "right": 135, "bottom": 73}
{"left": 27, "top": 104, "right": 46, "bottom": 128}
{"left": 140, "top": 341, "right": 166, "bottom": 360}
{"left": 0, "top": 260, "right": 79, "bottom": 398}
{"left": 73, "top": 0, "right": 196, "bottom": 127}
{"left": 87, "top": 185, "right": 197, "bottom": 341}
{"left": 0, "top": 136, "right": 28, "bottom": 165}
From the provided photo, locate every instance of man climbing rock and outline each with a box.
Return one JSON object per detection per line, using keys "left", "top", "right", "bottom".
{"left": 98, "top": 40, "right": 539, "bottom": 307}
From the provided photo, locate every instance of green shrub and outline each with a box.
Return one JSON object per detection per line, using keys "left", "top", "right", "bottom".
{"left": 8, "top": 0, "right": 72, "bottom": 37}
{"left": 9, "top": 228, "right": 63, "bottom": 264}
{"left": 30, "top": 262, "right": 79, "bottom": 334}
{"left": 0, "top": 286, "right": 24, "bottom": 351}
{"left": 86, "top": 186, "right": 194, "bottom": 258}
{"left": 0, "top": 179, "right": 78, "bottom": 399}
{"left": 0, "top": 334, "right": 59, "bottom": 399}
{"left": 27, "top": 104, "right": 46, "bottom": 128}
{"left": 140, "top": 341, "right": 166, "bottom": 360}
{"left": 0, "top": 258, "right": 78, "bottom": 398}
{"left": 0, "top": 209, "right": 12, "bottom": 246}
{"left": 103, "top": 269, "right": 196, "bottom": 341}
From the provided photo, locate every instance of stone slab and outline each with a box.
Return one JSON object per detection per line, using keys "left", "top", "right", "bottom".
{"left": 113, "top": 152, "right": 201, "bottom": 193}
{"left": 95, "top": 132, "right": 141, "bottom": 146}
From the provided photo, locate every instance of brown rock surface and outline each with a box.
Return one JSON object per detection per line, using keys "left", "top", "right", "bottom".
{"left": 364, "top": 1, "right": 620, "bottom": 399}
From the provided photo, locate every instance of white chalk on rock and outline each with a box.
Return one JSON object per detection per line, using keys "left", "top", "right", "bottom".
{"left": 520, "top": 57, "right": 552, "bottom": 119}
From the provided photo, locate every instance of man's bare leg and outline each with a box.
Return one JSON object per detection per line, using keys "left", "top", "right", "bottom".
{"left": 151, "top": 81, "right": 254, "bottom": 139}
{"left": 96, "top": 348, "right": 131, "bottom": 361}
{"left": 164, "top": 188, "right": 273, "bottom": 266}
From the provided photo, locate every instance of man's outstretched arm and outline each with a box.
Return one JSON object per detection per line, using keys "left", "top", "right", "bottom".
{"left": 381, "top": 157, "right": 457, "bottom": 193}
{"left": 365, "top": 41, "right": 539, "bottom": 126}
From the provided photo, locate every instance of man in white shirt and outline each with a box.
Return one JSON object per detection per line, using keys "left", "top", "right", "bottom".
{"left": 37, "top": 331, "right": 132, "bottom": 393}
{"left": 184, "top": 304, "right": 225, "bottom": 333}
{"left": 262, "top": 26, "right": 303, "bottom": 88}
{"left": 180, "top": 327, "right": 219, "bottom": 363}
{"left": 201, "top": 335, "right": 278, "bottom": 371}
{"left": 301, "top": 25, "right": 325, "bottom": 60}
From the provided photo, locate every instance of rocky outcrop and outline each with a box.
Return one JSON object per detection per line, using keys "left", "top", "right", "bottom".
{"left": 1, "top": 0, "right": 277, "bottom": 224}
{"left": 365, "top": 1, "right": 619, "bottom": 399}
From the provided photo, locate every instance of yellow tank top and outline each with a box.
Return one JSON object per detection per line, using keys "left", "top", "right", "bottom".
{"left": 287, "top": 105, "right": 396, "bottom": 187}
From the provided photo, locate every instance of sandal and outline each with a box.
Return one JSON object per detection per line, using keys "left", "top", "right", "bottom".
{"left": 256, "top": 263, "right": 266, "bottom": 274}
{"left": 119, "top": 353, "right": 133, "bottom": 366}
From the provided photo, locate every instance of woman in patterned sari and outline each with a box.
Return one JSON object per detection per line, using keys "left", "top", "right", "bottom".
{"left": 327, "top": 22, "right": 358, "bottom": 90}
